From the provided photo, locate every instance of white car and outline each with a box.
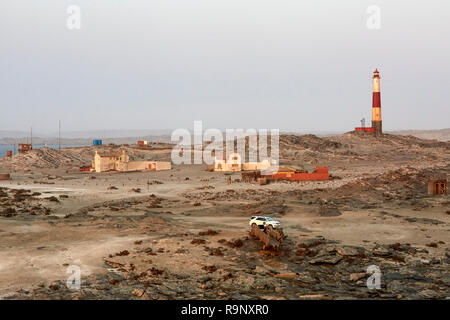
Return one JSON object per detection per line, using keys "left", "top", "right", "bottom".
{"left": 249, "top": 216, "right": 281, "bottom": 230}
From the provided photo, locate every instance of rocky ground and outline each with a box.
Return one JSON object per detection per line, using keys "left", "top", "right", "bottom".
{"left": 0, "top": 143, "right": 173, "bottom": 171}
{"left": 0, "top": 133, "right": 448, "bottom": 300}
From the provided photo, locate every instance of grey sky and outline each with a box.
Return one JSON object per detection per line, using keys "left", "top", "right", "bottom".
{"left": 1, "top": 0, "right": 449, "bottom": 133}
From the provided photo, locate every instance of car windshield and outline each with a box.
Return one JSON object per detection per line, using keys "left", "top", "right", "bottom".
{"left": 266, "top": 217, "right": 273, "bottom": 221}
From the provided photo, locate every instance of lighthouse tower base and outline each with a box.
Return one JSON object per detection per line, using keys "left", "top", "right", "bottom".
{"left": 372, "top": 121, "right": 382, "bottom": 136}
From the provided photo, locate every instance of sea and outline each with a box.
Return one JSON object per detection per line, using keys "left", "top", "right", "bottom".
{"left": 0, "top": 144, "right": 88, "bottom": 157}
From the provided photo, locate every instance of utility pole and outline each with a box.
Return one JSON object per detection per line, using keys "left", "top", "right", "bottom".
{"left": 59, "top": 120, "right": 61, "bottom": 150}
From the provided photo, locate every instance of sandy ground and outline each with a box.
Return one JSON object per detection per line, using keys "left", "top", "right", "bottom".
{"left": 0, "top": 133, "right": 448, "bottom": 299}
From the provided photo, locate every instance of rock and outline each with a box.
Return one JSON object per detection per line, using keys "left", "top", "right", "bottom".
{"left": 298, "top": 237, "right": 325, "bottom": 248}
{"left": 227, "top": 239, "right": 244, "bottom": 248}
{"left": 254, "top": 266, "right": 266, "bottom": 274}
{"left": 116, "top": 250, "right": 130, "bottom": 256}
{"left": 389, "top": 243, "right": 417, "bottom": 255}
{"left": 309, "top": 254, "right": 342, "bottom": 265}
{"left": 231, "top": 294, "right": 252, "bottom": 300}
{"left": 46, "top": 196, "right": 60, "bottom": 202}
{"left": 384, "top": 272, "right": 406, "bottom": 281}
{"left": 372, "top": 245, "right": 392, "bottom": 257}
{"left": 202, "top": 265, "right": 217, "bottom": 273}
{"left": 297, "top": 274, "right": 317, "bottom": 284}
{"left": 337, "top": 246, "right": 362, "bottom": 256}
{"left": 198, "top": 230, "right": 219, "bottom": 236}
{"left": 1, "top": 207, "right": 16, "bottom": 217}
{"left": 405, "top": 217, "right": 443, "bottom": 225}
{"left": 49, "top": 283, "right": 60, "bottom": 291}
{"left": 430, "top": 258, "right": 441, "bottom": 264}
{"left": 275, "top": 273, "right": 297, "bottom": 279}
{"left": 295, "top": 247, "right": 318, "bottom": 257}
{"left": 319, "top": 206, "right": 342, "bottom": 217}
{"left": 419, "top": 289, "right": 440, "bottom": 299}
{"left": 191, "top": 238, "right": 206, "bottom": 245}
{"left": 349, "top": 273, "right": 366, "bottom": 281}
{"left": 298, "top": 294, "right": 332, "bottom": 300}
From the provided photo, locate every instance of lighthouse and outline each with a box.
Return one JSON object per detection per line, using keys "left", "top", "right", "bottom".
{"left": 372, "top": 69, "right": 382, "bottom": 136}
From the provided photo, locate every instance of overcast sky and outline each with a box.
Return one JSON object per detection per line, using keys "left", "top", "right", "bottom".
{"left": 1, "top": 0, "right": 449, "bottom": 133}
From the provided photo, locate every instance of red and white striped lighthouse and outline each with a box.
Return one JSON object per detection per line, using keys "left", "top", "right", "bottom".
{"left": 372, "top": 69, "right": 382, "bottom": 136}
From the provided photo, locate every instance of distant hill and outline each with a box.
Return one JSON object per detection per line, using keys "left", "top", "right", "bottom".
{"left": 0, "top": 129, "right": 174, "bottom": 145}
{"left": 0, "top": 129, "right": 172, "bottom": 140}
{"left": 389, "top": 128, "right": 450, "bottom": 142}
{"left": 0, "top": 130, "right": 42, "bottom": 139}
{"left": 0, "top": 135, "right": 172, "bottom": 146}
{"left": 1, "top": 128, "right": 448, "bottom": 145}
{"left": 46, "top": 129, "right": 173, "bottom": 139}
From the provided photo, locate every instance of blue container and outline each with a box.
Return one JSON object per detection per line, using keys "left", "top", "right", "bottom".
{"left": 93, "top": 139, "right": 103, "bottom": 146}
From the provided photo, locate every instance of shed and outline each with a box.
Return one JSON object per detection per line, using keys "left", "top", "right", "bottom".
{"left": 18, "top": 143, "right": 32, "bottom": 153}
{"left": 428, "top": 179, "right": 447, "bottom": 195}
{"left": 0, "top": 173, "right": 11, "bottom": 181}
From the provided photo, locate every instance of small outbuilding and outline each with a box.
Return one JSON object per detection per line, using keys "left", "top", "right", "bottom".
{"left": 0, "top": 173, "right": 11, "bottom": 180}
{"left": 93, "top": 140, "right": 103, "bottom": 146}
{"left": 137, "top": 141, "right": 149, "bottom": 147}
{"left": 18, "top": 143, "right": 32, "bottom": 153}
{"left": 428, "top": 179, "right": 447, "bottom": 195}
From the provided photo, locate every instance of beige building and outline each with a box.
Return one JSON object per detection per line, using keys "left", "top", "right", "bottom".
{"left": 242, "top": 159, "right": 271, "bottom": 171}
{"left": 92, "top": 150, "right": 171, "bottom": 173}
{"left": 214, "top": 153, "right": 242, "bottom": 172}
{"left": 214, "top": 152, "right": 272, "bottom": 172}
